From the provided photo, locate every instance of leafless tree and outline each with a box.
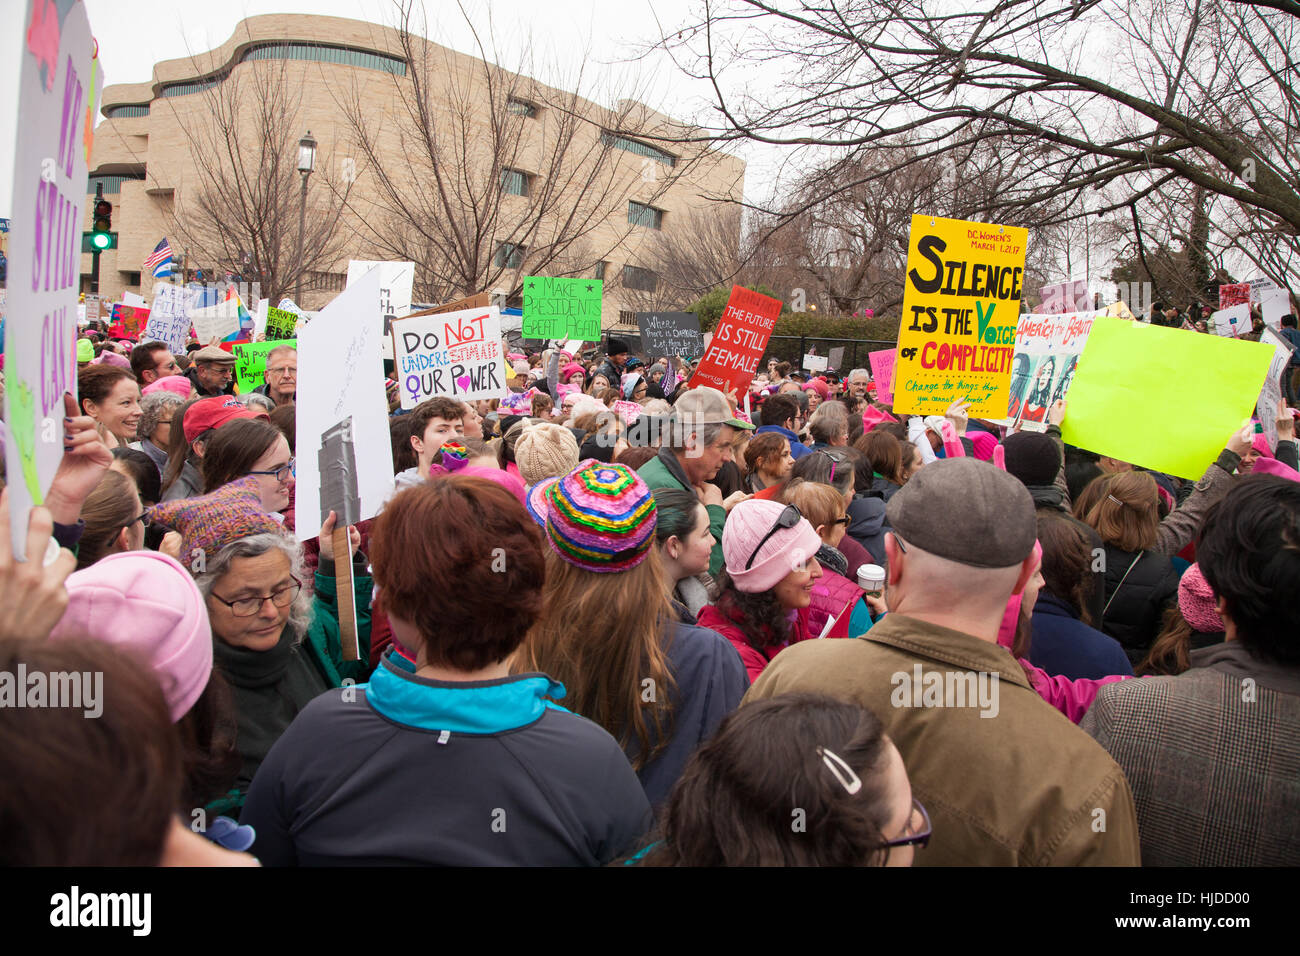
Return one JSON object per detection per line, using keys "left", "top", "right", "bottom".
{"left": 336, "top": 0, "right": 727, "bottom": 307}
{"left": 158, "top": 48, "right": 355, "bottom": 304}
{"left": 658, "top": 0, "right": 1300, "bottom": 250}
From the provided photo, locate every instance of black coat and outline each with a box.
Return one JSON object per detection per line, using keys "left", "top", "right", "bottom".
{"left": 1098, "top": 544, "right": 1180, "bottom": 666}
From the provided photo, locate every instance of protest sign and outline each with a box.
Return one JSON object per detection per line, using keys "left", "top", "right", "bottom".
{"left": 1210, "top": 303, "right": 1249, "bottom": 338}
{"left": 295, "top": 270, "right": 393, "bottom": 543}
{"left": 141, "top": 284, "right": 193, "bottom": 352}
{"left": 1218, "top": 284, "right": 1251, "bottom": 309}
{"left": 83, "top": 294, "right": 102, "bottom": 321}
{"left": 828, "top": 346, "right": 845, "bottom": 371}
{"left": 612, "top": 400, "right": 643, "bottom": 424}
{"left": 499, "top": 388, "right": 539, "bottom": 415}
{"left": 1061, "top": 317, "right": 1273, "bottom": 479}
{"left": 122, "top": 291, "right": 147, "bottom": 308}
{"left": 637, "top": 311, "right": 703, "bottom": 362}
{"left": 109, "top": 303, "right": 149, "bottom": 340}
{"left": 869, "top": 348, "right": 896, "bottom": 404}
{"left": 1037, "top": 278, "right": 1089, "bottom": 314}
{"left": 521, "top": 277, "right": 603, "bottom": 340}
{"left": 803, "top": 353, "right": 828, "bottom": 373}
{"left": 252, "top": 298, "right": 270, "bottom": 336}
{"left": 265, "top": 306, "right": 298, "bottom": 340}
{"left": 347, "top": 260, "right": 415, "bottom": 360}
{"left": 393, "top": 305, "right": 506, "bottom": 409}
{"left": 691, "top": 286, "right": 783, "bottom": 394}
{"left": 189, "top": 299, "right": 241, "bottom": 343}
{"left": 1261, "top": 289, "right": 1291, "bottom": 329}
{"left": 1004, "top": 309, "right": 1098, "bottom": 432}
{"left": 4, "top": 0, "right": 96, "bottom": 554}
{"left": 893, "top": 214, "right": 1028, "bottom": 417}
{"left": 1257, "top": 327, "right": 1292, "bottom": 453}
{"left": 233, "top": 339, "right": 296, "bottom": 393}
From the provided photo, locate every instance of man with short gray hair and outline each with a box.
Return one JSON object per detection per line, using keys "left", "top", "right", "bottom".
{"left": 847, "top": 368, "right": 872, "bottom": 399}
{"left": 637, "top": 386, "right": 753, "bottom": 575}
{"left": 252, "top": 345, "right": 297, "bottom": 407}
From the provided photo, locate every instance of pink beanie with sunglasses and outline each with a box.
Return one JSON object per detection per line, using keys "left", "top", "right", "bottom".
{"left": 48, "top": 551, "right": 213, "bottom": 722}
{"left": 722, "top": 498, "right": 823, "bottom": 593}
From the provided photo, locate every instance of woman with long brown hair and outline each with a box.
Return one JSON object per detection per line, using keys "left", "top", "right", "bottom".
{"left": 743, "top": 432, "right": 794, "bottom": 493}
{"left": 518, "top": 461, "right": 747, "bottom": 808}
{"left": 1079, "top": 471, "right": 1181, "bottom": 665}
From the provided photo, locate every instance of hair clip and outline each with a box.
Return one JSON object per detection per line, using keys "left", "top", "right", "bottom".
{"left": 1106, "top": 494, "right": 1123, "bottom": 506}
{"left": 816, "top": 746, "right": 862, "bottom": 795}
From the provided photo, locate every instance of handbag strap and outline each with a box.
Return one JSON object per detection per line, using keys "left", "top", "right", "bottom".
{"left": 1102, "top": 552, "right": 1145, "bottom": 621}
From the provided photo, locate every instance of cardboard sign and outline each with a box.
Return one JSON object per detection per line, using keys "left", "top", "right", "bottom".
{"left": 265, "top": 306, "right": 298, "bottom": 341}
{"left": 1210, "top": 303, "right": 1249, "bottom": 338}
{"left": 521, "top": 277, "right": 603, "bottom": 340}
{"left": 295, "top": 270, "right": 393, "bottom": 542}
{"left": 803, "top": 353, "right": 828, "bottom": 372}
{"left": 234, "top": 339, "right": 296, "bottom": 393}
{"left": 1258, "top": 327, "right": 1292, "bottom": 453}
{"left": 189, "top": 299, "right": 241, "bottom": 343}
{"left": 1061, "top": 317, "right": 1274, "bottom": 479}
{"left": 405, "top": 293, "right": 492, "bottom": 320}
{"left": 828, "top": 346, "right": 845, "bottom": 371}
{"left": 1218, "top": 283, "right": 1251, "bottom": 309}
{"left": 1261, "top": 289, "right": 1291, "bottom": 329}
{"left": 1004, "top": 309, "right": 1098, "bottom": 432}
{"left": 893, "top": 214, "right": 1027, "bottom": 417}
{"left": 637, "top": 311, "right": 703, "bottom": 362}
{"left": 347, "top": 259, "right": 414, "bottom": 360}
{"left": 109, "top": 303, "right": 149, "bottom": 340}
{"left": 141, "top": 284, "right": 194, "bottom": 352}
{"left": 4, "top": 0, "right": 96, "bottom": 555}
{"left": 393, "top": 306, "right": 506, "bottom": 409}
{"left": 868, "top": 348, "right": 896, "bottom": 404}
{"left": 691, "top": 286, "right": 782, "bottom": 393}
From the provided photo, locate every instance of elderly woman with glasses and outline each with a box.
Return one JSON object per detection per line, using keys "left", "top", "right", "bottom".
{"left": 150, "top": 476, "right": 370, "bottom": 817}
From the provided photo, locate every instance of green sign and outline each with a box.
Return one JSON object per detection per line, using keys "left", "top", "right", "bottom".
{"left": 234, "top": 339, "right": 296, "bottom": 393}
{"left": 266, "top": 306, "right": 298, "bottom": 341}
{"left": 521, "top": 276, "right": 602, "bottom": 340}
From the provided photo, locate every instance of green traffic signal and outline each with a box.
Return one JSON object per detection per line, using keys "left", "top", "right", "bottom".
{"left": 91, "top": 231, "right": 112, "bottom": 250}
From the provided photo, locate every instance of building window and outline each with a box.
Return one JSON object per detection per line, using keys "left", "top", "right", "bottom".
{"left": 599, "top": 132, "right": 676, "bottom": 167}
{"left": 87, "top": 174, "right": 146, "bottom": 195}
{"left": 628, "top": 201, "right": 663, "bottom": 230}
{"left": 506, "top": 98, "right": 537, "bottom": 117}
{"left": 160, "top": 74, "right": 225, "bottom": 98}
{"left": 594, "top": 261, "right": 607, "bottom": 280}
{"left": 495, "top": 243, "right": 526, "bottom": 270}
{"left": 104, "top": 104, "right": 149, "bottom": 118}
{"left": 125, "top": 272, "right": 142, "bottom": 287}
{"left": 622, "top": 265, "right": 658, "bottom": 292}
{"left": 307, "top": 271, "right": 347, "bottom": 292}
{"left": 500, "top": 168, "right": 530, "bottom": 197}
{"left": 241, "top": 43, "right": 407, "bottom": 76}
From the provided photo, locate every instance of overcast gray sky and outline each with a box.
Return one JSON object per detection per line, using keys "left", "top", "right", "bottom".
{"left": 2, "top": 0, "right": 784, "bottom": 215}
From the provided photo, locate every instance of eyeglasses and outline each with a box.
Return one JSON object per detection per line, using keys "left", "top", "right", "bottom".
{"left": 830, "top": 515, "right": 849, "bottom": 526}
{"left": 745, "top": 504, "right": 801, "bottom": 570}
{"left": 154, "top": 359, "right": 179, "bottom": 374}
{"left": 124, "top": 510, "right": 151, "bottom": 530}
{"left": 267, "top": 366, "right": 297, "bottom": 378}
{"left": 882, "top": 797, "right": 932, "bottom": 851}
{"left": 209, "top": 578, "right": 302, "bottom": 617}
{"left": 891, "top": 533, "right": 908, "bottom": 555}
{"left": 249, "top": 458, "right": 295, "bottom": 482}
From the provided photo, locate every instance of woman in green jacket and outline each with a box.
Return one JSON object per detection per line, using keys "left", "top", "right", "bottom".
{"left": 151, "top": 476, "right": 372, "bottom": 816}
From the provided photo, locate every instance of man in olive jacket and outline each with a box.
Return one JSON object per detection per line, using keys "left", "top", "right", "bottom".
{"left": 746, "top": 458, "right": 1141, "bottom": 866}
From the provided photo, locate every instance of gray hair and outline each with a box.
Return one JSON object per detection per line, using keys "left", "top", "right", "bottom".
{"left": 193, "top": 533, "right": 313, "bottom": 645}
{"left": 848, "top": 368, "right": 871, "bottom": 383}
{"left": 237, "top": 392, "right": 276, "bottom": 413}
{"left": 808, "top": 401, "right": 849, "bottom": 445}
{"left": 136, "top": 391, "right": 185, "bottom": 443}
{"left": 266, "top": 345, "right": 297, "bottom": 364}
{"left": 669, "top": 417, "right": 729, "bottom": 453}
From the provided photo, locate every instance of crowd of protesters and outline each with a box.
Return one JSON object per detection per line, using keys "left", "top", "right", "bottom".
{"left": 1, "top": 316, "right": 1297, "bottom": 869}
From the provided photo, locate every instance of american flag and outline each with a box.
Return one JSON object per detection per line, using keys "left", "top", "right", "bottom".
{"left": 143, "top": 238, "right": 174, "bottom": 277}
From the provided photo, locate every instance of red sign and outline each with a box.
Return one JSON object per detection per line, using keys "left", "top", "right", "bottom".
{"left": 690, "top": 286, "right": 782, "bottom": 393}
{"left": 1218, "top": 284, "right": 1251, "bottom": 309}
{"left": 108, "top": 304, "right": 149, "bottom": 340}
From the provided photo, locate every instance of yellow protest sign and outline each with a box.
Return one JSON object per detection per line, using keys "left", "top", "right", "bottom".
{"left": 893, "top": 214, "right": 1028, "bottom": 417}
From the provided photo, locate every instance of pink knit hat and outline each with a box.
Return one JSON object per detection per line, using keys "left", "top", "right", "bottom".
{"left": 48, "top": 551, "right": 213, "bottom": 722}
{"left": 862, "top": 405, "right": 898, "bottom": 430}
{"left": 1252, "top": 456, "right": 1300, "bottom": 482}
{"left": 803, "top": 378, "right": 831, "bottom": 400}
{"left": 1178, "top": 563, "right": 1223, "bottom": 634}
{"left": 722, "top": 498, "right": 823, "bottom": 593}
{"left": 143, "top": 375, "right": 193, "bottom": 398}
{"left": 968, "top": 431, "right": 999, "bottom": 461}
{"left": 93, "top": 349, "right": 131, "bottom": 369}
{"left": 457, "top": 465, "right": 526, "bottom": 505}
{"left": 561, "top": 362, "right": 586, "bottom": 382}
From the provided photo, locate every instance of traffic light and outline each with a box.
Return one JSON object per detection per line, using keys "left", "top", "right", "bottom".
{"left": 91, "top": 193, "right": 113, "bottom": 250}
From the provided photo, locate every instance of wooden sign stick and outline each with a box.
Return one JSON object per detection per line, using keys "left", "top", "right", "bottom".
{"left": 333, "top": 526, "right": 360, "bottom": 661}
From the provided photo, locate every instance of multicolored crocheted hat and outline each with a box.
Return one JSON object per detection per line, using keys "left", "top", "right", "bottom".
{"left": 148, "top": 476, "right": 287, "bottom": 570}
{"left": 543, "top": 461, "right": 657, "bottom": 572}
{"left": 525, "top": 475, "right": 559, "bottom": 527}
{"left": 439, "top": 440, "right": 470, "bottom": 472}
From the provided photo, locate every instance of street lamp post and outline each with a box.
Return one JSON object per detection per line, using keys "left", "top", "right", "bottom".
{"left": 295, "top": 130, "right": 317, "bottom": 305}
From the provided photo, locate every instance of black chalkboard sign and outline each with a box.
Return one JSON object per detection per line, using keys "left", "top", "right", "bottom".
{"left": 637, "top": 312, "right": 703, "bottom": 362}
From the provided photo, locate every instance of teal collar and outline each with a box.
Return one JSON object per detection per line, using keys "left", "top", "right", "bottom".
{"left": 364, "top": 657, "right": 569, "bottom": 734}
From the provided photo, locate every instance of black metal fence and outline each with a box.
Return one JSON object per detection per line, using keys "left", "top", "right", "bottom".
{"left": 761, "top": 335, "right": 896, "bottom": 373}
